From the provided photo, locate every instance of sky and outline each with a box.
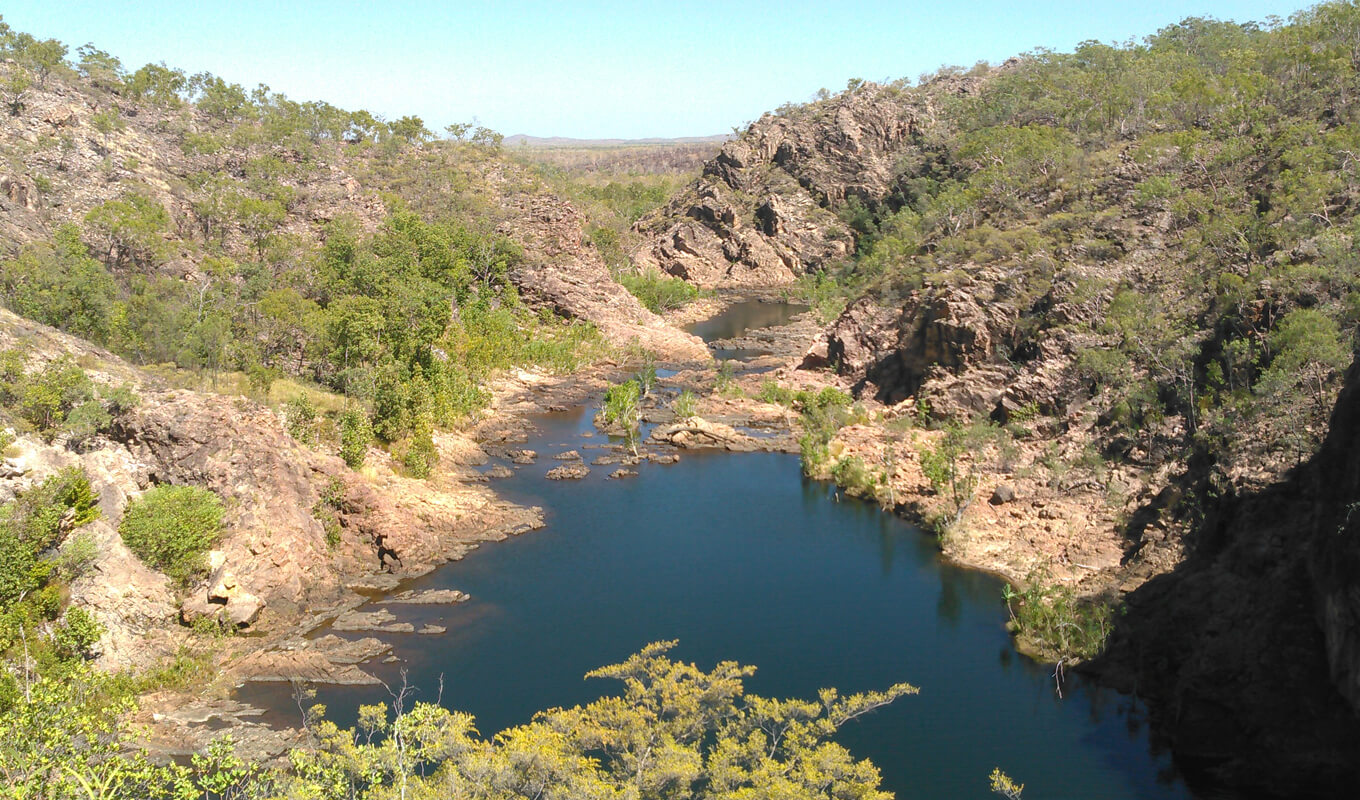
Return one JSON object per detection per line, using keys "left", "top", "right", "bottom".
{"left": 0, "top": 0, "right": 1324, "bottom": 139}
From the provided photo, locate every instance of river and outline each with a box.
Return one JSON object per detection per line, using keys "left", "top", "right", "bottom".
{"left": 240, "top": 301, "right": 1198, "bottom": 799}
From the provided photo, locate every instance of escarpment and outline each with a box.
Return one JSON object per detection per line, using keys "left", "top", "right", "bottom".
{"left": 1093, "top": 350, "right": 1360, "bottom": 797}
{"left": 632, "top": 80, "right": 976, "bottom": 288}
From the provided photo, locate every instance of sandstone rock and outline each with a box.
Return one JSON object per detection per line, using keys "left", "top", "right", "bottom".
{"left": 650, "top": 418, "right": 761, "bottom": 452}
{"left": 484, "top": 465, "right": 514, "bottom": 479}
{"left": 609, "top": 468, "right": 638, "bottom": 480}
{"left": 494, "top": 184, "right": 709, "bottom": 361}
{"left": 226, "top": 591, "right": 265, "bottom": 627}
{"left": 332, "top": 608, "right": 415, "bottom": 633}
{"left": 545, "top": 463, "right": 589, "bottom": 480}
{"left": 633, "top": 82, "right": 942, "bottom": 289}
{"left": 553, "top": 450, "right": 581, "bottom": 460}
{"left": 379, "top": 589, "right": 468, "bottom": 605}
{"left": 990, "top": 485, "right": 1016, "bottom": 505}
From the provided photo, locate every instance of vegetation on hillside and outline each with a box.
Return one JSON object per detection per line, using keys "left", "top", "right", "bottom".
{"left": 794, "top": 1, "right": 1360, "bottom": 498}
{"left": 0, "top": 18, "right": 608, "bottom": 475}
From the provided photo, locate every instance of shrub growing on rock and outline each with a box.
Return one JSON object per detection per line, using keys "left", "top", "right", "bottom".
{"left": 119, "top": 485, "right": 223, "bottom": 585}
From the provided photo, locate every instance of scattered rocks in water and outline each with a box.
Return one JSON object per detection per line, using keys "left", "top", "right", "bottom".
{"left": 383, "top": 655, "right": 400, "bottom": 663}
{"left": 509, "top": 449, "right": 537, "bottom": 464}
{"left": 648, "top": 453, "right": 681, "bottom": 465}
{"left": 379, "top": 589, "right": 468, "bottom": 605}
{"left": 332, "top": 608, "right": 415, "bottom": 633}
{"left": 484, "top": 465, "right": 514, "bottom": 479}
{"left": 553, "top": 450, "right": 582, "bottom": 460}
{"left": 990, "top": 485, "right": 1017, "bottom": 505}
{"left": 546, "top": 463, "right": 590, "bottom": 480}
{"left": 609, "top": 469, "right": 638, "bottom": 480}
{"left": 650, "top": 418, "right": 761, "bottom": 452}
{"left": 592, "top": 453, "right": 641, "bottom": 466}
{"left": 418, "top": 624, "right": 447, "bottom": 635}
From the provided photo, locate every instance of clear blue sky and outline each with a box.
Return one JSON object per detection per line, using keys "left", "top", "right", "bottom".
{"left": 0, "top": 0, "right": 1321, "bottom": 139}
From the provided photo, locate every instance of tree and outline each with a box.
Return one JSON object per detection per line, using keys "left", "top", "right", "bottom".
{"left": 75, "top": 43, "right": 124, "bottom": 92}
{"left": 84, "top": 194, "right": 171, "bottom": 269}
{"left": 1265, "top": 307, "right": 1351, "bottom": 418}
{"left": 126, "top": 62, "right": 186, "bottom": 106}
{"left": 388, "top": 115, "right": 432, "bottom": 145}
{"left": 918, "top": 422, "right": 979, "bottom": 522}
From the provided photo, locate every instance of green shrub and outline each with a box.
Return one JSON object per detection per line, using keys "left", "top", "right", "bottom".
{"left": 0, "top": 467, "right": 98, "bottom": 604}
{"left": 617, "top": 268, "right": 699, "bottom": 313}
{"left": 757, "top": 381, "right": 796, "bottom": 406}
{"left": 313, "top": 478, "right": 345, "bottom": 548}
{"left": 1004, "top": 566, "right": 1113, "bottom": 661}
{"left": 338, "top": 409, "right": 372, "bottom": 468}
{"left": 52, "top": 607, "right": 103, "bottom": 659}
{"left": 672, "top": 390, "right": 698, "bottom": 419}
{"left": 285, "top": 394, "right": 318, "bottom": 445}
{"left": 17, "top": 357, "right": 94, "bottom": 437}
{"left": 119, "top": 485, "right": 223, "bottom": 585}
{"left": 601, "top": 380, "right": 642, "bottom": 454}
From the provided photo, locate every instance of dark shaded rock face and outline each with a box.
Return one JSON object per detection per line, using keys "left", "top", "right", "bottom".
{"left": 805, "top": 290, "right": 1003, "bottom": 407}
{"left": 1095, "top": 356, "right": 1360, "bottom": 797}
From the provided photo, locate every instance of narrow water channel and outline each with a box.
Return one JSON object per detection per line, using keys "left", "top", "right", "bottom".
{"left": 240, "top": 304, "right": 1198, "bottom": 799}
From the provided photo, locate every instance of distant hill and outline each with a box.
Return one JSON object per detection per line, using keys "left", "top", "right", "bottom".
{"left": 505, "top": 133, "right": 732, "bottom": 149}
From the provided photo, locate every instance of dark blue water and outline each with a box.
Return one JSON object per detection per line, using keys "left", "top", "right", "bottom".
{"left": 244, "top": 405, "right": 1192, "bottom": 800}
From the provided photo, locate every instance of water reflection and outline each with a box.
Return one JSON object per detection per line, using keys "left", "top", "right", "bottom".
{"left": 236, "top": 404, "right": 1195, "bottom": 800}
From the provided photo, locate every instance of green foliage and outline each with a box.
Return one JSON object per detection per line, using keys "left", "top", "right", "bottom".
{"left": 15, "top": 357, "right": 94, "bottom": 437}
{"left": 51, "top": 606, "right": 103, "bottom": 660}
{"left": 0, "top": 643, "right": 913, "bottom": 800}
{"left": 285, "top": 393, "right": 318, "bottom": 445}
{"left": 312, "top": 479, "right": 346, "bottom": 549}
{"left": 918, "top": 423, "right": 979, "bottom": 520}
{"left": 829, "top": 455, "right": 887, "bottom": 502}
{"left": 1264, "top": 307, "right": 1351, "bottom": 414}
{"left": 84, "top": 193, "right": 171, "bottom": 269}
{"left": 0, "top": 467, "right": 98, "bottom": 605}
{"left": 795, "top": 387, "right": 855, "bottom": 474}
{"left": 338, "top": 408, "right": 372, "bottom": 468}
{"left": 601, "top": 379, "right": 642, "bottom": 454}
{"left": 119, "top": 485, "right": 223, "bottom": 585}
{"left": 672, "top": 389, "right": 698, "bottom": 419}
{"left": 617, "top": 267, "right": 700, "bottom": 313}
{"left": 400, "top": 386, "right": 438, "bottom": 479}
{"left": 0, "top": 225, "right": 117, "bottom": 342}
{"left": 1005, "top": 566, "right": 1114, "bottom": 661}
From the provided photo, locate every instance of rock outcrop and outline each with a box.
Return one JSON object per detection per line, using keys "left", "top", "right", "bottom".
{"left": 493, "top": 178, "right": 709, "bottom": 361}
{"left": 632, "top": 81, "right": 974, "bottom": 288}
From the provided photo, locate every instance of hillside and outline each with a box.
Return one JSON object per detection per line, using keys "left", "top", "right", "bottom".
{"left": 2, "top": 4, "right": 1360, "bottom": 799}
{"left": 634, "top": 4, "right": 1360, "bottom": 794}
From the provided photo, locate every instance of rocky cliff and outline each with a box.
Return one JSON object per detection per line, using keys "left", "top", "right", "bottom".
{"left": 0, "top": 309, "right": 538, "bottom": 670}
{"left": 1094, "top": 351, "right": 1360, "bottom": 796}
{"left": 632, "top": 80, "right": 974, "bottom": 288}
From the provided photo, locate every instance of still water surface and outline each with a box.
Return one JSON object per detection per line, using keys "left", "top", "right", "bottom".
{"left": 243, "top": 303, "right": 1195, "bottom": 798}
{"left": 246, "top": 403, "right": 1191, "bottom": 800}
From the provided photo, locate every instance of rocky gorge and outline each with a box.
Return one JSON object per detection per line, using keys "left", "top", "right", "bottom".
{"left": 2, "top": 9, "right": 1360, "bottom": 798}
